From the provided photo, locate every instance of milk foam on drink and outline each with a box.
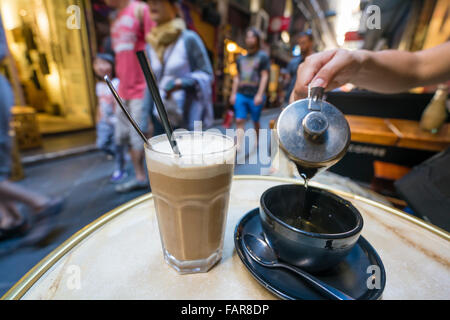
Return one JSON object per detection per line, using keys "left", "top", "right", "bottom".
{"left": 146, "top": 132, "right": 235, "bottom": 178}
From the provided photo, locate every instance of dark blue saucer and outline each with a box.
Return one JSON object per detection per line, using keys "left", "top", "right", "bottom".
{"left": 234, "top": 208, "right": 386, "bottom": 300}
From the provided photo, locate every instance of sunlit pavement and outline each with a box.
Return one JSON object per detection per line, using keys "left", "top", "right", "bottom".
{"left": 0, "top": 107, "right": 281, "bottom": 297}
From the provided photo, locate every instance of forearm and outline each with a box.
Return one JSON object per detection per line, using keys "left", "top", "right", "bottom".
{"left": 231, "top": 76, "right": 239, "bottom": 96}
{"left": 292, "top": 42, "right": 450, "bottom": 101}
{"left": 173, "top": 77, "right": 197, "bottom": 91}
{"left": 284, "top": 74, "right": 291, "bottom": 87}
{"left": 96, "top": 99, "right": 101, "bottom": 122}
{"left": 256, "top": 71, "right": 269, "bottom": 97}
{"left": 355, "top": 42, "right": 450, "bottom": 93}
{"left": 415, "top": 42, "right": 450, "bottom": 86}
{"left": 354, "top": 50, "right": 423, "bottom": 93}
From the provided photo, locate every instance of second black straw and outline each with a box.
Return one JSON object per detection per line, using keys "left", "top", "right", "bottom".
{"left": 136, "top": 50, "right": 181, "bottom": 156}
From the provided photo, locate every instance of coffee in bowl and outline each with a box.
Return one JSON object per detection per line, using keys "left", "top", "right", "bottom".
{"left": 260, "top": 184, "right": 363, "bottom": 273}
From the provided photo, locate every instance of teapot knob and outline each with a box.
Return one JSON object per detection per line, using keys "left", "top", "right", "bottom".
{"left": 302, "top": 111, "right": 329, "bottom": 140}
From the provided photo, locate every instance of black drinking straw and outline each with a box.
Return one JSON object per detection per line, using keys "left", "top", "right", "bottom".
{"left": 136, "top": 50, "right": 181, "bottom": 156}
{"left": 104, "top": 76, "right": 148, "bottom": 145}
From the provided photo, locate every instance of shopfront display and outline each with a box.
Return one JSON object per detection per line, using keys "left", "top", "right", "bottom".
{"left": 0, "top": 0, "right": 96, "bottom": 134}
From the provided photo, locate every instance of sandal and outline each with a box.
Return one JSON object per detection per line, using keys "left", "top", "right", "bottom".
{"left": 0, "top": 215, "right": 30, "bottom": 241}
{"left": 34, "top": 197, "right": 65, "bottom": 223}
{"left": 115, "top": 179, "right": 148, "bottom": 193}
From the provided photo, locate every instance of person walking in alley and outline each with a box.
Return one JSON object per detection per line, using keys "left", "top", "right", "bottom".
{"left": 270, "top": 30, "right": 315, "bottom": 176}
{"left": 0, "top": 17, "right": 63, "bottom": 241}
{"left": 93, "top": 53, "right": 127, "bottom": 182}
{"left": 105, "top": 0, "right": 154, "bottom": 193}
{"left": 143, "top": 0, "right": 214, "bottom": 135}
{"left": 284, "top": 30, "right": 315, "bottom": 104}
{"left": 229, "top": 28, "right": 270, "bottom": 152}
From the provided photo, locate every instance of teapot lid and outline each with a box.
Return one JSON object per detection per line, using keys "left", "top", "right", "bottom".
{"left": 276, "top": 87, "right": 350, "bottom": 168}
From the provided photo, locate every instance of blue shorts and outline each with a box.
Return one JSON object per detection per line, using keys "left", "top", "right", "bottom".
{"left": 234, "top": 92, "right": 265, "bottom": 122}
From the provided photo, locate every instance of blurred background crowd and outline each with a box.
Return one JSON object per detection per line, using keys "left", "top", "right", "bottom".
{"left": 0, "top": 0, "right": 448, "bottom": 296}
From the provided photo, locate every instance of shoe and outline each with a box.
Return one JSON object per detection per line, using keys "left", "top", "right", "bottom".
{"left": 115, "top": 179, "right": 148, "bottom": 193}
{"left": 34, "top": 197, "right": 65, "bottom": 223}
{"left": 0, "top": 215, "right": 30, "bottom": 241}
{"left": 110, "top": 170, "right": 128, "bottom": 183}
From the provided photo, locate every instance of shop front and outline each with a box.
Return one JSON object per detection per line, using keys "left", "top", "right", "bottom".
{"left": 0, "top": 0, "right": 96, "bottom": 135}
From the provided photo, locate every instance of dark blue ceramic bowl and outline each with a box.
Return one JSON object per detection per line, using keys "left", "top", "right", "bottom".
{"left": 260, "top": 184, "right": 363, "bottom": 273}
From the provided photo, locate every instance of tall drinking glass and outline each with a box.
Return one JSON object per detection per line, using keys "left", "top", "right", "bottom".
{"left": 144, "top": 131, "right": 236, "bottom": 274}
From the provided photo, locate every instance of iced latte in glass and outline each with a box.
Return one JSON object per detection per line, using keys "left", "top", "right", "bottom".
{"left": 144, "top": 131, "right": 235, "bottom": 273}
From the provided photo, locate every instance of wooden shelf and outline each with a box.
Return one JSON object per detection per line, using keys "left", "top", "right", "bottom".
{"left": 388, "top": 119, "right": 450, "bottom": 152}
{"left": 346, "top": 115, "right": 450, "bottom": 152}
{"left": 346, "top": 115, "right": 398, "bottom": 146}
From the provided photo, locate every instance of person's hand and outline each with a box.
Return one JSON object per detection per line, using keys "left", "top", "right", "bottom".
{"left": 164, "top": 78, "right": 183, "bottom": 99}
{"left": 290, "top": 49, "right": 364, "bottom": 102}
{"left": 229, "top": 93, "right": 236, "bottom": 106}
{"left": 254, "top": 93, "right": 263, "bottom": 106}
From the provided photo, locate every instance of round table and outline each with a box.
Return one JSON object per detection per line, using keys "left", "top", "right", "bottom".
{"left": 2, "top": 176, "right": 449, "bottom": 300}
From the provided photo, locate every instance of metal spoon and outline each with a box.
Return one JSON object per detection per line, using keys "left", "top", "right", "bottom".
{"left": 243, "top": 234, "right": 354, "bottom": 300}
{"left": 104, "top": 76, "right": 148, "bottom": 145}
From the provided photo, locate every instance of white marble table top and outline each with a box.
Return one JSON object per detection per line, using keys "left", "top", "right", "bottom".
{"left": 3, "top": 176, "right": 449, "bottom": 300}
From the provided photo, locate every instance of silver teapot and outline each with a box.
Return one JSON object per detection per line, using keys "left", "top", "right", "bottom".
{"left": 276, "top": 87, "right": 351, "bottom": 179}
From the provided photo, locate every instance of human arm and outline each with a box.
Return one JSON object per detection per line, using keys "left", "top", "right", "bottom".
{"left": 254, "top": 70, "right": 269, "bottom": 106}
{"left": 94, "top": 83, "right": 101, "bottom": 123}
{"left": 284, "top": 57, "right": 299, "bottom": 87}
{"left": 284, "top": 73, "right": 291, "bottom": 88}
{"left": 290, "top": 42, "right": 450, "bottom": 101}
{"left": 141, "top": 3, "right": 155, "bottom": 36}
{"left": 165, "top": 31, "right": 213, "bottom": 96}
{"left": 229, "top": 74, "right": 239, "bottom": 106}
{"left": 254, "top": 53, "right": 271, "bottom": 106}
{"left": 96, "top": 101, "right": 102, "bottom": 123}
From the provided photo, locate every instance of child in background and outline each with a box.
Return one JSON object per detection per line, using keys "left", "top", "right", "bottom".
{"left": 93, "top": 53, "right": 127, "bottom": 182}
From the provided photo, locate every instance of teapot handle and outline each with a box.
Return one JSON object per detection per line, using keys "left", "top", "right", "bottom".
{"left": 304, "top": 86, "right": 328, "bottom": 139}
{"left": 307, "top": 86, "right": 325, "bottom": 111}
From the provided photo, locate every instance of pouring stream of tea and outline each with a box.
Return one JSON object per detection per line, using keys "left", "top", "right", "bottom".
{"left": 297, "top": 172, "right": 311, "bottom": 229}
{"left": 284, "top": 169, "right": 316, "bottom": 232}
